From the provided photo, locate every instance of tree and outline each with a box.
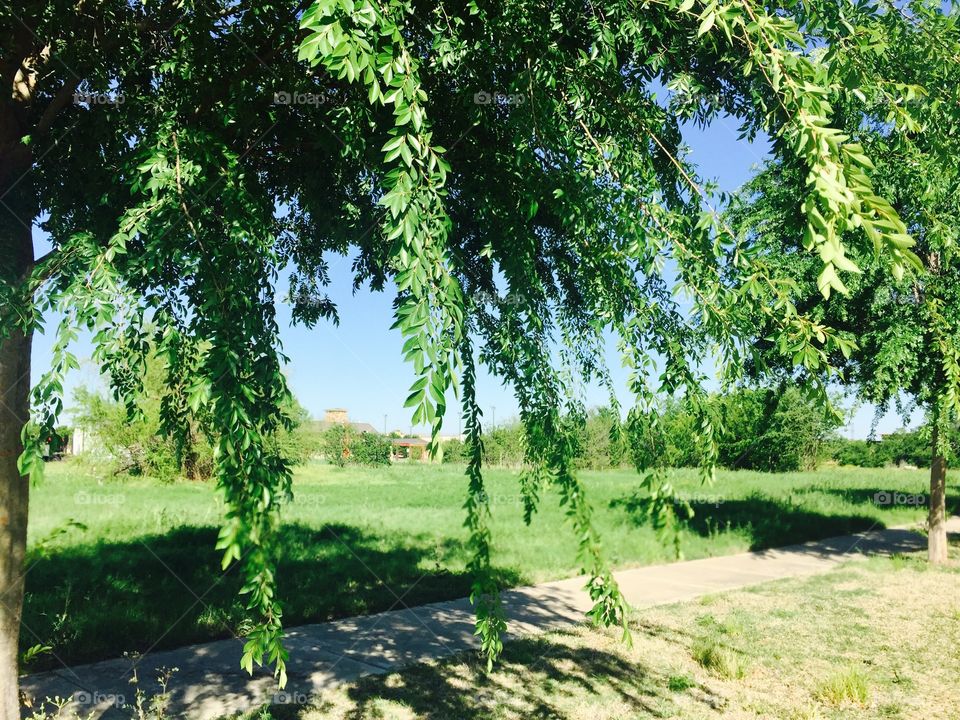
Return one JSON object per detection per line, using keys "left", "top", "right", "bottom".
{"left": 71, "top": 353, "right": 316, "bottom": 480}
{"left": 713, "top": 387, "right": 840, "bottom": 472}
{"left": 727, "top": 0, "right": 960, "bottom": 564}
{"left": 0, "top": 0, "right": 939, "bottom": 713}
{"left": 319, "top": 425, "right": 390, "bottom": 466}
{"left": 625, "top": 388, "right": 839, "bottom": 472}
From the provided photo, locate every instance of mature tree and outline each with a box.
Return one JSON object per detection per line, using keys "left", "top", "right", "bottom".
{"left": 0, "top": 0, "right": 934, "bottom": 714}
{"left": 728, "top": 0, "right": 960, "bottom": 563}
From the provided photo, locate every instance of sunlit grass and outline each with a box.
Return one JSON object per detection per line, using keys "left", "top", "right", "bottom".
{"left": 22, "top": 460, "right": 954, "bottom": 670}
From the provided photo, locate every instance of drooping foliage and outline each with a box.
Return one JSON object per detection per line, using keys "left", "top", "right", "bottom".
{"left": 726, "top": 0, "right": 960, "bottom": 468}
{"left": 71, "top": 355, "right": 316, "bottom": 480}
{"left": 1, "top": 0, "right": 949, "bottom": 689}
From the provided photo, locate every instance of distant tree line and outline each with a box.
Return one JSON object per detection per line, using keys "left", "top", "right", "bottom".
{"left": 828, "top": 429, "right": 959, "bottom": 469}
{"left": 74, "top": 375, "right": 950, "bottom": 478}
{"left": 443, "top": 389, "right": 953, "bottom": 472}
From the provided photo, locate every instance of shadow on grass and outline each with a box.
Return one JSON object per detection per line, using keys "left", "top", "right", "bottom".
{"left": 22, "top": 523, "right": 521, "bottom": 672}
{"left": 813, "top": 486, "right": 960, "bottom": 516}
{"left": 609, "top": 491, "right": 891, "bottom": 551}
{"left": 265, "top": 630, "right": 716, "bottom": 720}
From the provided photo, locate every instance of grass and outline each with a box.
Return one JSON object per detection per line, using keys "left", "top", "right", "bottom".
{"left": 691, "top": 637, "right": 748, "bottom": 679}
{"left": 21, "top": 459, "right": 957, "bottom": 670}
{"left": 815, "top": 668, "right": 870, "bottom": 707}
{"left": 237, "top": 543, "right": 960, "bottom": 720}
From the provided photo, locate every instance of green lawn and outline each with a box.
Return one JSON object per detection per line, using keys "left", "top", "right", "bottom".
{"left": 241, "top": 544, "right": 960, "bottom": 720}
{"left": 21, "top": 460, "right": 956, "bottom": 671}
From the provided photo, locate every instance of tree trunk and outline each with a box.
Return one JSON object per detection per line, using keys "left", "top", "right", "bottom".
{"left": 928, "top": 425, "right": 949, "bottom": 564}
{"left": 0, "top": 328, "right": 30, "bottom": 719}
{"left": 1, "top": 100, "right": 35, "bottom": 719}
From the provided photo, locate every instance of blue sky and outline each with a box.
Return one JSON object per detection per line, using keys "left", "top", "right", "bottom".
{"left": 31, "top": 114, "right": 921, "bottom": 438}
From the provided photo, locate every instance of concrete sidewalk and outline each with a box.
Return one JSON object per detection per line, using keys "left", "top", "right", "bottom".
{"left": 21, "top": 518, "right": 959, "bottom": 719}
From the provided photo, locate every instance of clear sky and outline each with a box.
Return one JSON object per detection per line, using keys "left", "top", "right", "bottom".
{"left": 30, "top": 113, "right": 921, "bottom": 438}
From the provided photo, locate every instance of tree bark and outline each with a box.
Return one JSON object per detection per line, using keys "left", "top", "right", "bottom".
{"left": 929, "top": 425, "right": 949, "bottom": 564}
{"left": 0, "top": 327, "right": 30, "bottom": 719}
{"left": 1, "top": 97, "right": 35, "bottom": 720}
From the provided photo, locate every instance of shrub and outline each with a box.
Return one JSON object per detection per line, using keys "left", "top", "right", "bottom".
{"left": 830, "top": 438, "right": 887, "bottom": 468}
{"left": 320, "top": 425, "right": 391, "bottom": 467}
{"left": 71, "top": 357, "right": 314, "bottom": 480}
{"left": 627, "top": 388, "right": 839, "bottom": 472}
{"left": 667, "top": 674, "right": 695, "bottom": 692}
{"left": 574, "top": 407, "right": 628, "bottom": 470}
{"left": 441, "top": 438, "right": 470, "bottom": 463}
{"left": 72, "top": 385, "right": 184, "bottom": 481}
{"left": 828, "top": 425, "right": 960, "bottom": 469}
{"left": 320, "top": 424, "right": 351, "bottom": 467}
{"left": 350, "top": 432, "right": 392, "bottom": 466}
{"left": 879, "top": 429, "right": 930, "bottom": 467}
{"left": 482, "top": 425, "right": 524, "bottom": 466}
{"left": 714, "top": 388, "right": 839, "bottom": 472}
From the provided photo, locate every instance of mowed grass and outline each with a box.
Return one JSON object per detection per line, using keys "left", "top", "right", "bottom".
{"left": 22, "top": 460, "right": 957, "bottom": 670}
{"left": 242, "top": 545, "right": 960, "bottom": 720}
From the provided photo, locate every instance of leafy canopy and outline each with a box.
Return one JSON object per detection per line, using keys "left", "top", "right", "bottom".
{"left": 1, "top": 0, "right": 942, "bottom": 685}
{"left": 726, "top": 0, "right": 960, "bottom": 445}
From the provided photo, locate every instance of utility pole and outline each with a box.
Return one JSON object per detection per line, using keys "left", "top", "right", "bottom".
{"left": 491, "top": 405, "right": 496, "bottom": 430}
{"left": 383, "top": 414, "right": 387, "bottom": 435}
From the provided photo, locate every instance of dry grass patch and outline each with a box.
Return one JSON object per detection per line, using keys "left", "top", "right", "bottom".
{"left": 241, "top": 543, "right": 960, "bottom": 720}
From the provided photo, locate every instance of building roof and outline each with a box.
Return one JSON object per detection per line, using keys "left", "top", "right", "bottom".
{"left": 350, "top": 423, "right": 380, "bottom": 434}
{"left": 391, "top": 437, "right": 429, "bottom": 447}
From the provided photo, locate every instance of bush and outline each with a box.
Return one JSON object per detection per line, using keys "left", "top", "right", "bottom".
{"left": 350, "top": 432, "right": 392, "bottom": 466}
{"left": 481, "top": 424, "right": 525, "bottom": 466}
{"left": 320, "top": 424, "right": 351, "bottom": 467}
{"left": 574, "top": 407, "right": 628, "bottom": 470}
{"left": 625, "top": 388, "right": 839, "bottom": 472}
{"left": 72, "top": 385, "right": 184, "bottom": 481}
{"left": 879, "top": 429, "right": 930, "bottom": 467}
{"left": 829, "top": 427, "right": 942, "bottom": 469}
{"left": 829, "top": 438, "right": 887, "bottom": 468}
{"left": 71, "top": 357, "right": 315, "bottom": 480}
{"left": 320, "top": 425, "right": 390, "bottom": 466}
{"left": 440, "top": 438, "right": 470, "bottom": 463}
{"left": 714, "top": 388, "right": 839, "bottom": 472}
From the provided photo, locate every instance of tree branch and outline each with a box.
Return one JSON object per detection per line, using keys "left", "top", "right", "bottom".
{"left": 35, "top": 77, "right": 83, "bottom": 136}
